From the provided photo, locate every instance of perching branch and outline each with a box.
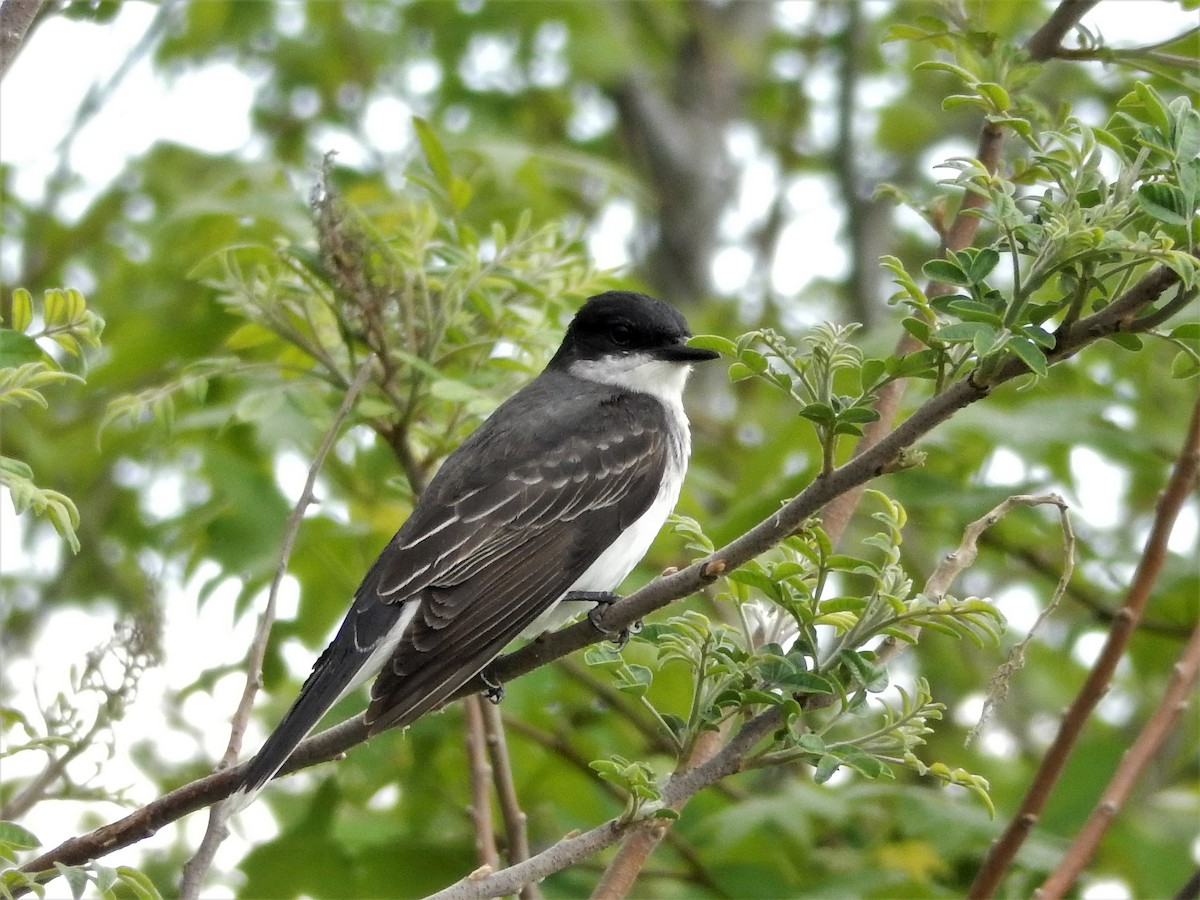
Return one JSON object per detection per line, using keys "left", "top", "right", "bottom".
{"left": 15, "top": 259, "right": 1188, "bottom": 888}
{"left": 178, "top": 356, "right": 376, "bottom": 900}
{"left": 969, "top": 390, "right": 1200, "bottom": 899}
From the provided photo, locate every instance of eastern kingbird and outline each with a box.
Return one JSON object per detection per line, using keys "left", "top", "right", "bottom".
{"left": 231, "top": 290, "right": 718, "bottom": 805}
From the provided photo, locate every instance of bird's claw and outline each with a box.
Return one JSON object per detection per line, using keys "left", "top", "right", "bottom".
{"left": 573, "top": 591, "right": 642, "bottom": 649}
{"left": 481, "top": 668, "right": 505, "bottom": 704}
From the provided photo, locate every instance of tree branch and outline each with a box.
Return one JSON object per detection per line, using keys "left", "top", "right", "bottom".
{"left": 16, "top": 260, "right": 1188, "bottom": 886}
{"left": 590, "top": 723, "right": 731, "bottom": 899}
{"left": 463, "top": 695, "right": 502, "bottom": 873}
{"left": 178, "top": 356, "right": 376, "bottom": 900}
{"left": 819, "top": 118, "right": 1006, "bottom": 544}
{"left": 1026, "top": 0, "right": 1102, "bottom": 61}
{"left": 479, "top": 701, "right": 539, "bottom": 900}
{"left": 429, "top": 707, "right": 784, "bottom": 900}
{"left": 968, "top": 389, "right": 1200, "bottom": 899}
{"left": 1036, "top": 618, "right": 1200, "bottom": 899}
{"left": 0, "top": 0, "right": 47, "bottom": 79}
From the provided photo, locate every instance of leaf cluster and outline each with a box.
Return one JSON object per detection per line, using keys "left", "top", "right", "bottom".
{"left": 0, "top": 288, "right": 104, "bottom": 552}
{"left": 586, "top": 494, "right": 1003, "bottom": 816}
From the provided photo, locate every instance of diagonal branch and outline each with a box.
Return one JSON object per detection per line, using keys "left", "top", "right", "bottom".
{"left": 178, "top": 356, "right": 376, "bottom": 900}
{"left": 0, "top": 0, "right": 47, "bottom": 79}
{"left": 15, "top": 260, "right": 1189, "bottom": 885}
{"left": 819, "top": 117, "right": 1006, "bottom": 545}
{"left": 968, "top": 390, "right": 1200, "bottom": 899}
{"left": 429, "top": 707, "right": 785, "bottom": 900}
{"left": 1037, "top": 618, "right": 1200, "bottom": 899}
{"left": 1025, "top": 0, "right": 1102, "bottom": 61}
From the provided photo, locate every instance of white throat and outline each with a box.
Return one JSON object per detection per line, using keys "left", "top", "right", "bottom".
{"left": 569, "top": 353, "right": 692, "bottom": 413}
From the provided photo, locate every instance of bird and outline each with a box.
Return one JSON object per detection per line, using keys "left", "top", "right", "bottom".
{"left": 230, "top": 290, "right": 719, "bottom": 807}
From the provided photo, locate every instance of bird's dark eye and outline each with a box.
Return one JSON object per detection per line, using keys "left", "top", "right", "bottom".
{"left": 609, "top": 322, "right": 633, "bottom": 347}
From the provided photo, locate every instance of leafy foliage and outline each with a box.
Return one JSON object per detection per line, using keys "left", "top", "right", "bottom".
{"left": 2, "top": 1, "right": 1197, "bottom": 898}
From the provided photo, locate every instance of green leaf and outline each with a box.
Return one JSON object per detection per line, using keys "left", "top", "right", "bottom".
{"left": 0, "top": 820, "right": 40, "bottom": 862}
{"left": 914, "top": 60, "right": 978, "bottom": 84}
{"left": 813, "top": 754, "right": 841, "bottom": 784}
{"left": 922, "top": 259, "right": 972, "bottom": 287}
{"left": 860, "top": 357, "right": 886, "bottom": 390}
{"left": 116, "top": 866, "right": 165, "bottom": 900}
{"left": 1168, "top": 322, "right": 1200, "bottom": 342}
{"left": 616, "top": 664, "right": 653, "bottom": 698}
{"left": 838, "top": 406, "right": 881, "bottom": 424}
{"left": 9, "top": 288, "right": 33, "bottom": 332}
{"left": 0, "top": 330, "right": 45, "bottom": 367}
{"left": 965, "top": 248, "right": 1000, "bottom": 283}
{"left": 1132, "top": 82, "right": 1172, "bottom": 138}
{"left": 1171, "top": 104, "right": 1200, "bottom": 164}
{"left": 834, "top": 745, "right": 889, "bottom": 779}
{"left": 838, "top": 649, "right": 888, "bottom": 691}
{"left": 413, "top": 116, "right": 453, "bottom": 191}
{"left": 54, "top": 864, "right": 88, "bottom": 900}
{"left": 688, "top": 334, "right": 737, "bottom": 355}
{"left": 900, "top": 317, "right": 932, "bottom": 344}
{"left": 738, "top": 349, "right": 768, "bottom": 374}
{"left": 888, "top": 348, "right": 940, "bottom": 379}
{"left": 1105, "top": 332, "right": 1144, "bottom": 351}
{"left": 974, "top": 82, "right": 1010, "bottom": 112}
{"left": 784, "top": 672, "right": 836, "bottom": 694}
{"left": 1136, "top": 183, "right": 1191, "bottom": 225}
{"left": 1171, "top": 350, "right": 1200, "bottom": 378}
{"left": 1007, "top": 336, "right": 1048, "bottom": 377}
{"left": 797, "top": 402, "right": 835, "bottom": 424}
{"left": 934, "top": 322, "right": 996, "bottom": 345}
{"left": 727, "top": 361, "right": 755, "bottom": 382}
{"left": 987, "top": 115, "right": 1033, "bottom": 139}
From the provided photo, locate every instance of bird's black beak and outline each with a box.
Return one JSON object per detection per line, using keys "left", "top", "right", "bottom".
{"left": 658, "top": 341, "right": 721, "bottom": 363}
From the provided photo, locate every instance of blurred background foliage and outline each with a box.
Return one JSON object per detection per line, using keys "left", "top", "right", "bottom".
{"left": 1, "top": 1, "right": 1197, "bottom": 898}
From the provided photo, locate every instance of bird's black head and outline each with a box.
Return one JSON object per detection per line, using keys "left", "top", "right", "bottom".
{"left": 550, "top": 291, "right": 719, "bottom": 368}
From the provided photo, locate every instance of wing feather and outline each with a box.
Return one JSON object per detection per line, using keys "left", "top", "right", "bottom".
{"left": 234, "top": 378, "right": 677, "bottom": 799}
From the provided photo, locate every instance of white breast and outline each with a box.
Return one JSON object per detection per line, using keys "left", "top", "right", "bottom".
{"left": 521, "top": 358, "right": 693, "bottom": 637}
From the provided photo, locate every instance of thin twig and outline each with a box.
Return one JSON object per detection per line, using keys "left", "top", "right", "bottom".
{"left": 556, "top": 659, "right": 679, "bottom": 756}
{"left": 979, "top": 531, "right": 1192, "bottom": 639}
{"left": 479, "top": 701, "right": 539, "bottom": 900}
{"left": 429, "top": 708, "right": 784, "bottom": 900}
{"left": 178, "top": 356, "right": 376, "bottom": 900}
{"left": 15, "top": 259, "right": 1189, "bottom": 886}
{"left": 876, "top": 492, "right": 1072, "bottom": 668}
{"left": 969, "top": 392, "right": 1200, "bottom": 899}
{"left": 464, "top": 695, "right": 501, "bottom": 874}
{"left": 1036, "top": 618, "right": 1200, "bottom": 898}
{"left": 0, "top": 712, "right": 107, "bottom": 820}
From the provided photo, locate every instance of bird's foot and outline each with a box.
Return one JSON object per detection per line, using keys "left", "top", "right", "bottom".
{"left": 481, "top": 667, "right": 505, "bottom": 705}
{"left": 569, "top": 590, "right": 643, "bottom": 650}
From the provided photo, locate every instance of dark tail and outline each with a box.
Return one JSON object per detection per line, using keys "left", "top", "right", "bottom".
{"left": 227, "top": 644, "right": 358, "bottom": 812}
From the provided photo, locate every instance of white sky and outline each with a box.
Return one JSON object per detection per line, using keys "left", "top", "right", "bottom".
{"left": 2, "top": 0, "right": 1198, "bottom": 894}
